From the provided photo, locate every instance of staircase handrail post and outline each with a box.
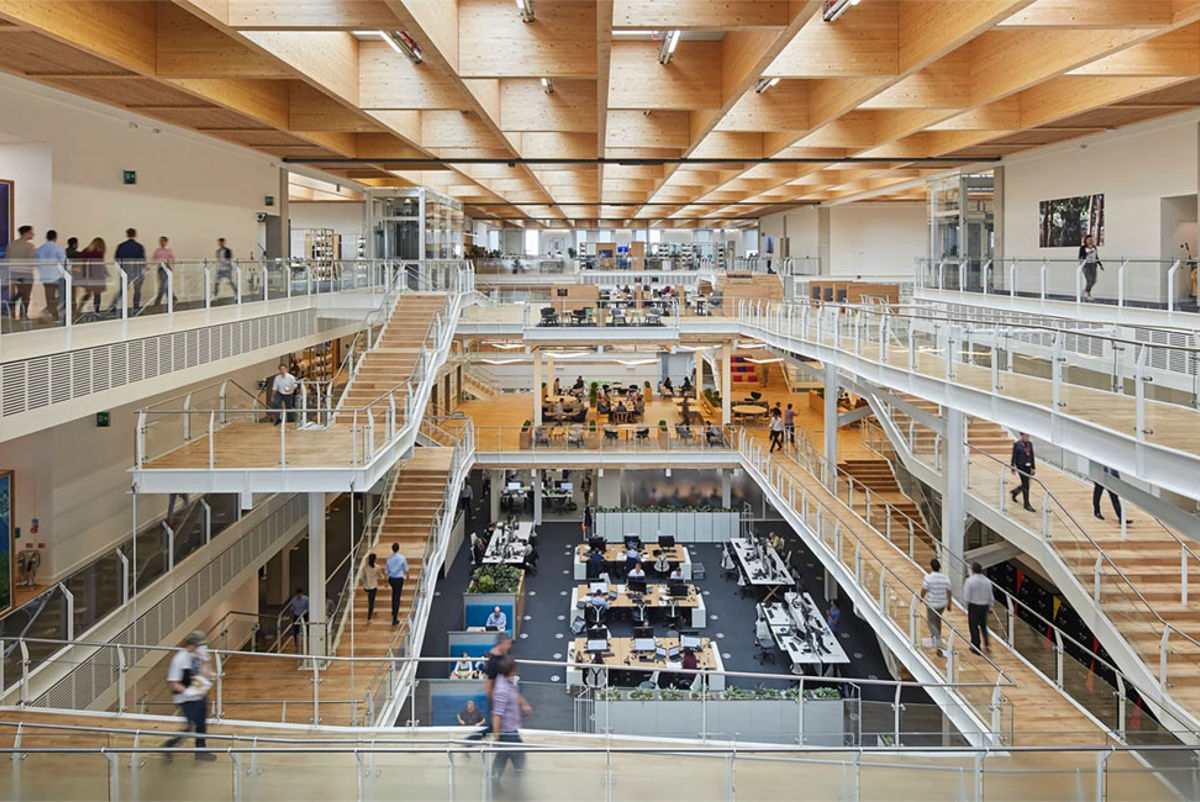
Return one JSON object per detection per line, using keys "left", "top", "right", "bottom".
{"left": 1039, "top": 259, "right": 1048, "bottom": 300}
{"left": 1168, "top": 258, "right": 1182, "bottom": 313}
{"left": 1117, "top": 258, "right": 1128, "bottom": 308}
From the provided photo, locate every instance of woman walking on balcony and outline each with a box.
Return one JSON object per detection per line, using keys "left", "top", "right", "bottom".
{"left": 1079, "top": 235, "right": 1102, "bottom": 301}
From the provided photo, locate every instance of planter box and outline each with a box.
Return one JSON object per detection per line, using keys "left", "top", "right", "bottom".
{"left": 462, "top": 574, "right": 525, "bottom": 637}
{"left": 595, "top": 511, "right": 740, "bottom": 543}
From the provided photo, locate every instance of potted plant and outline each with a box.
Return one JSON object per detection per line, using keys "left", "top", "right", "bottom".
{"left": 465, "top": 564, "right": 526, "bottom": 635}
{"left": 628, "top": 687, "right": 655, "bottom": 701}
{"left": 589, "top": 381, "right": 600, "bottom": 406}
{"left": 567, "top": 246, "right": 577, "bottom": 260}
{"left": 519, "top": 419, "right": 533, "bottom": 449}
{"left": 659, "top": 687, "right": 686, "bottom": 701}
{"left": 643, "top": 380, "right": 653, "bottom": 401}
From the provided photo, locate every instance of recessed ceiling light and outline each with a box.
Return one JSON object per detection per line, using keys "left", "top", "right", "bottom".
{"left": 755, "top": 77, "right": 781, "bottom": 94}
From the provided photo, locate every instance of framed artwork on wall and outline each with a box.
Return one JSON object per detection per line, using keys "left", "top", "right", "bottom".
{"left": 0, "top": 179, "right": 12, "bottom": 259}
{"left": 1039, "top": 193, "right": 1105, "bottom": 247}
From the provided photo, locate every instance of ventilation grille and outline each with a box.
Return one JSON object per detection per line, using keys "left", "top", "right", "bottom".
{"left": 29, "top": 494, "right": 306, "bottom": 711}
{"left": 0, "top": 311, "right": 313, "bottom": 418}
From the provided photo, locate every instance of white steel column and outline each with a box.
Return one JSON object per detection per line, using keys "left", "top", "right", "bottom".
{"left": 533, "top": 472, "right": 543, "bottom": 526}
{"left": 694, "top": 350, "right": 703, "bottom": 402}
{"left": 720, "top": 342, "right": 732, "bottom": 426}
{"left": 490, "top": 469, "right": 503, "bottom": 521}
{"left": 532, "top": 351, "right": 543, "bottom": 426}
{"left": 720, "top": 469, "right": 732, "bottom": 507}
{"left": 942, "top": 408, "right": 966, "bottom": 594}
{"left": 307, "top": 492, "right": 327, "bottom": 656}
{"left": 823, "top": 362, "right": 838, "bottom": 487}
{"left": 546, "top": 354, "right": 555, "bottom": 393}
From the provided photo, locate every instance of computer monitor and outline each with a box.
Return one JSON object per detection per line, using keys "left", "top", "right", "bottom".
{"left": 680, "top": 631, "right": 702, "bottom": 650}
{"left": 588, "top": 536, "right": 606, "bottom": 552}
{"left": 627, "top": 578, "right": 647, "bottom": 595}
{"left": 485, "top": 625, "right": 500, "bottom": 632}
{"left": 633, "top": 626, "right": 654, "bottom": 640}
{"left": 624, "top": 534, "right": 641, "bottom": 549}
{"left": 560, "top": 482, "right": 573, "bottom": 492}
{"left": 506, "top": 482, "right": 522, "bottom": 492}
{"left": 657, "top": 534, "right": 676, "bottom": 548}
{"left": 589, "top": 580, "right": 607, "bottom": 594}
{"left": 633, "top": 636, "right": 656, "bottom": 652}
{"left": 586, "top": 637, "right": 608, "bottom": 652}
{"left": 668, "top": 582, "right": 689, "bottom": 597}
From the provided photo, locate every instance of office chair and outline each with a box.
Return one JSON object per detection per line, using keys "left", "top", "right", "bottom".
{"left": 720, "top": 545, "right": 738, "bottom": 580}
{"left": 638, "top": 670, "right": 661, "bottom": 690}
{"left": 749, "top": 391, "right": 763, "bottom": 402}
{"left": 754, "top": 637, "right": 777, "bottom": 665}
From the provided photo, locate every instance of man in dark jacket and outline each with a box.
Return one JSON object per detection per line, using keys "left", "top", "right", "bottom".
{"left": 1009, "top": 432, "right": 1036, "bottom": 512}
{"left": 109, "top": 228, "right": 146, "bottom": 312}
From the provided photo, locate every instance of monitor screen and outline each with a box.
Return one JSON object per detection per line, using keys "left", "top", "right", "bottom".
{"left": 506, "top": 482, "right": 522, "bottom": 491}
{"left": 627, "top": 578, "right": 647, "bottom": 594}
{"left": 589, "top": 581, "right": 607, "bottom": 594}
{"left": 633, "top": 626, "right": 654, "bottom": 640}
{"left": 669, "top": 582, "right": 689, "bottom": 597}
{"left": 588, "top": 536, "right": 606, "bottom": 551}
{"left": 680, "top": 632, "right": 702, "bottom": 650}
{"left": 633, "top": 637, "right": 656, "bottom": 652}
{"left": 657, "top": 534, "right": 676, "bottom": 548}
{"left": 586, "top": 638, "right": 608, "bottom": 652}
{"left": 559, "top": 482, "right": 573, "bottom": 492}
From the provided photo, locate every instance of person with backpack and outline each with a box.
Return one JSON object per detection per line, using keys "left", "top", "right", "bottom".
{"left": 164, "top": 631, "right": 216, "bottom": 760}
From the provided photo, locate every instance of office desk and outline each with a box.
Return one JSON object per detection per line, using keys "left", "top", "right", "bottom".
{"left": 759, "top": 591, "right": 848, "bottom": 673}
{"left": 574, "top": 542, "right": 692, "bottom": 581}
{"left": 570, "top": 581, "right": 706, "bottom": 628}
{"left": 729, "top": 538, "right": 793, "bottom": 601}
{"left": 565, "top": 637, "right": 725, "bottom": 690}
{"left": 482, "top": 521, "right": 535, "bottom": 565}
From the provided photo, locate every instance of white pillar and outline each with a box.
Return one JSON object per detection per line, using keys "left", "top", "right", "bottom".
{"left": 546, "top": 355, "right": 555, "bottom": 394}
{"left": 277, "top": 167, "right": 291, "bottom": 260}
{"left": 720, "top": 342, "right": 732, "bottom": 426}
{"left": 823, "top": 362, "right": 838, "bottom": 487}
{"left": 533, "top": 351, "right": 543, "bottom": 426}
{"left": 490, "top": 469, "right": 503, "bottom": 521}
{"left": 307, "top": 493, "right": 327, "bottom": 656}
{"left": 720, "top": 469, "right": 732, "bottom": 507}
{"left": 694, "top": 351, "right": 703, "bottom": 402}
{"left": 942, "top": 407, "right": 966, "bottom": 595}
{"left": 533, "top": 472, "right": 543, "bottom": 525}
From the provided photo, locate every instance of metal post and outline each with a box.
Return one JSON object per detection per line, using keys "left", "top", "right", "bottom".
{"left": 1117, "top": 258, "right": 1128, "bottom": 308}
{"left": 60, "top": 583, "right": 75, "bottom": 641}
{"left": 202, "top": 499, "right": 212, "bottom": 544}
{"left": 1168, "top": 258, "right": 1182, "bottom": 312}
{"left": 118, "top": 267, "right": 129, "bottom": 321}
{"left": 1051, "top": 333, "right": 1064, "bottom": 409}
{"left": 204, "top": 266, "right": 211, "bottom": 309}
{"left": 1039, "top": 259, "right": 1047, "bottom": 300}
{"left": 117, "top": 549, "right": 130, "bottom": 604}
{"left": 116, "top": 645, "right": 127, "bottom": 713}
{"left": 1054, "top": 629, "right": 1064, "bottom": 688}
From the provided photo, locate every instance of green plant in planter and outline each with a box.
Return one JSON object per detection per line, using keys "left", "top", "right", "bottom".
{"left": 521, "top": 420, "right": 532, "bottom": 432}
{"left": 468, "top": 564, "right": 522, "bottom": 593}
{"left": 690, "top": 689, "right": 716, "bottom": 701}
{"left": 600, "top": 688, "right": 622, "bottom": 701}
{"left": 803, "top": 686, "right": 841, "bottom": 700}
{"left": 659, "top": 688, "right": 686, "bottom": 701}
{"left": 628, "top": 688, "right": 655, "bottom": 701}
{"left": 780, "top": 686, "right": 802, "bottom": 701}
{"left": 658, "top": 419, "right": 667, "bottom": 431}
{"left": 568, "top": 246, "right": 577, "bottom": 259}
{"left": 589, "top": 420, "right": 597, "bottom": 431}
{"left": 751, "top": 685, "right": 779, "bottom": 700}
{"left": 589, "top": 382, "right": 599, "bottom": 406}
{"left": 723, "top": 686, "right": 751, "bottom": 700}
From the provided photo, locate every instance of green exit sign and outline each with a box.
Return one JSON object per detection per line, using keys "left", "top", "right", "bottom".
{"left": 96, "top": 411, "right": 110, "bottom": 427}
{"left": 122, "top": 170, "right": 137, "bottom": 185}
{"left": 264, "top": 195, "right": 275, "bottom": 206}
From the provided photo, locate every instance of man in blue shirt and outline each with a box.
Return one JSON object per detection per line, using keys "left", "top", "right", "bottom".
{"left": 588, "top": 590, "right": 609, "bottom": 611}
{"left": 109, "top": 227, "right": 146, "bottom": 313}
{"left": 486, "top": 606, "right": 507, "bottom": 631}
{"left": 385, "top": 543, "right": 409, "bottom": 626}
{"left": 288, "top": 588, "right": 309, "bottom": 652}
{"left": 489, "top": 655, "right": 532, "bottom": 795}
{"left": 34, "top": 230, "right": 66, "bottom": 322}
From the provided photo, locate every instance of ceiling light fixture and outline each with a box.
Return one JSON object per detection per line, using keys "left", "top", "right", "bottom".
{"left": 658, "top": 30, "right": 681, "bottom": 64}
{"left": 755, "top": 77, "right": 781, "bottom": 94}
{"left": 383, "top": 31, "right": 423, "bottom": 63}
{"left": 540, "top": 77, "right": 555, "bottom": 95}
{"left": 516, "top": 0, "right": 535, "bottom": 23}
{"left": 822, "top": 0, "right": 860, "bottom": 23}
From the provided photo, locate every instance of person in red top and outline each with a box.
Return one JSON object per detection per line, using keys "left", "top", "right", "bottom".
{"left": 75, "top": 237, "right": 107, "bottom": 316}
{"left": 150, "top": 235, "right": 175, "bottom": 308}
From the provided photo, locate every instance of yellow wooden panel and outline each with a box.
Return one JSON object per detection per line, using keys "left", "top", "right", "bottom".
{"left": 999, "top": 0, "right": 1175, "bottom": 27}
{"left": 714, "top": 80, "right": 809, "bottom": 131}
{"left": 288, "top": 82, "right": 379, "bottom": 131}
{"left": 767, "top": 0, "right": 899, "bottom": 77}
{"left": 368, "top": 109, "right": 422, "bottom": 142}
{"left": 613, "top": 0, "right": 789, "bottom": 29}
{"left": 242, "top": 30, "right": 360, "bottom": 104}
{"left": 167, "top": 77, "right": 290, "bottom": 129}
{"left": 605, "top": 109, "right": 692, "bottom": 149}
{"left": 690, "top": 131, "right": 763, "bottom": 159}
{"left": 1017, "top": 74, "right": 1184, "bottom": 126}
{"left": 359, "top": 41, "right": 469, "bottom": 109}
{"left": 608, "top": 40, "right": 723, "bottom": 109}
{"left": 926, "top": 101, "right": 1021, "bottom": 130}
{"left": 499, "top": 79, "right": 599, "bottom": 133}
{"left": 458, "top": 0, "right": 597, "bottom": 78}
{"left": 400, "top": 0, "right": 460, "bottom": 72}
{"left": 227, "top": 0, "right": 401, "bottom": 29}
{"left": 897, "top": 0, "right": 1036, "bottom": 73}
{"left": 1068, "top": 23, "right": 1200, "bottom": 76}
{"left": 156, "top": 3, "right": 291, "bottom": 78}
{"left": 859, "top": 52, "right": 971, "bottom": 109}
{"left": 515, "top": 132, "right": 598, "bottom": 159}
{"left": 0, "top": 0, "right": 157, "bottom": 74}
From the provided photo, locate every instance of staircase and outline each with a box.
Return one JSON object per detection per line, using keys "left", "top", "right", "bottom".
{"left": 837, "top": 458, "right": 936, "bottom": 558}
{"left": 338, "top": 294, "right": 448, "bottom": 413}
{"left": 461, "top": 367, "right": 498, "bottom": 402}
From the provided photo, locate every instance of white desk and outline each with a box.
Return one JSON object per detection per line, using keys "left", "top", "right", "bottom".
{"left": 574, "top": 542, "right": 692, "bottom": 581}
{"left": 759, "top": 591, "right": 849, "bottom": 673}
{"left": 482, "top": 521, "right": 535, "bottom": 565}
{"left": 729, "top": 538, "right": 793, "bottom": 600}
{"left": 569, "top": 582, "right": 706, "bottom": 629}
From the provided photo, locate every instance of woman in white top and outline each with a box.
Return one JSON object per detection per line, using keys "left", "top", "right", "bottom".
{"left": 768, "top": 410, "right": 785, "bottom": 453}
{"left": 361, "top": 553, "right": 386, "bottom": 622}
{"left": 451, "top": 651, "right": 478, "bottom": 679}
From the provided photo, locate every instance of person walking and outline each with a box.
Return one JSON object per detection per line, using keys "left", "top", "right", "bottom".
{"left": 1078, "top": 235, "right": 1102, "bottom": 301}
{"left": 460, "top": 481, "right": 474, "bottom": 519}
{"left": 109, "top": 228, "right": 146, "bottom": 313}
{"left": 1009, "top": 432, "right": 1037, "bottom": 512}
{"left": 34, "top": 230, "right": 66, "bottom": 323}
{"left": 288, "top": 588, "right": 309, "bottom": 652}
{"left": 6, "top": 224, "right": 36, "bottom": 322}
{"left": 783, "top": 402, "right": 796, "bottom": 445}
{"left": 386, "top": 542, "right": 409, "bottom": 626}
{"left": 920, "top": 558, "right": 952, "bottom": 657}
{"left": 963, "top": 562, "right": 995, "bottom": 655}
{"left": 768, "top": 408, "right": 784, "bottom": 453}
{"left": 488, "top": 655, "right": 532, "bottom": 795}
{"left": 76, "top": 237, "right": 108, "bottom": 316}
{"left": 582, "top": 503, "right": 594, "bottom": 537}
{"left": 362, "top": 552, "right": 385, "bottom": 622}
{"left": 164, "top": 631, "right": 217, "bottom": 761}
{"left": 271, "top": 363, "right": 298, "bottom": 426}
{"left": 1093, "top": 465, "right": 1131, "bottom": 523}
{"left": 213, "top": 238, "right": 236, "bottom": 298}
{"left": 151, "top": 235, "right": 176, "bottom": 308}
{"left": 64, "top": 236, "right": 80, "bottom": 315}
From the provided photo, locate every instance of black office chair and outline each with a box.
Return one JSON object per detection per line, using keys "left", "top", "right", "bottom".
{"left": 749, "top": 391, "right": 763, "bottom": 402}
{"left": 540, "top": 306, "right": 559, "bottom": 326}
{"left": 634, "top": 427, "right": 649, "bottom": 441}
{"left": 754, "top": 638, "right": 777, "bottom": 665}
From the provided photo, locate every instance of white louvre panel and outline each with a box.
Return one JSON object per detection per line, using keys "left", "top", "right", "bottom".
{"left": 29, "top": 494, "right": 306, "bottom": 711}
{"left": 0, "top": 310, "right": 315, "bottom": 419}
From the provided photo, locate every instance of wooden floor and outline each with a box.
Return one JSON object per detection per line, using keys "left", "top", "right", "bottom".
{"left": 890, "top": 395, "right": 1200, "bottom": 720}
{"left": 214, "top": 447, "right": 453, "bottom": 726}
{"left": 141, "top": 293, "right": 447, "bottom": 471}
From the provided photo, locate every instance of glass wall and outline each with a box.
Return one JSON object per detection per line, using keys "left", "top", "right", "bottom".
{"left": 366, "top": 187, "right": 464, "bottom": 260}
{"left": 928, "top": 172, "right": 995, "bottom": 291}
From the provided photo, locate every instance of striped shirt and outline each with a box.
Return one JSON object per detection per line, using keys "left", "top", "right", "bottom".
{"left": 922, "top": 571, "right": 952, "bottom": 609}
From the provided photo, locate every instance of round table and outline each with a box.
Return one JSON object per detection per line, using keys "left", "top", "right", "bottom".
{"left": 732, "top": 404, "right": 767, "bottom": 418}
{"left": 544, "top": 395, "right": 575, "bottom": 405}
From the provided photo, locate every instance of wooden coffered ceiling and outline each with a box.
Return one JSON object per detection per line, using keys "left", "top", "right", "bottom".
{"left": 1, "top": 0, "right": 1200, "bottom": 227}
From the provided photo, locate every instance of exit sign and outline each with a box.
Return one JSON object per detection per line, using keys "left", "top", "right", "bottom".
{"left": 264, "top": 195, "right": 275, "bottom": 206}
{"left": 96, "top": 411, "right": 110, "bottom": 427}
{"left": 122, "top": 170, "right": 137, "bottom": 185}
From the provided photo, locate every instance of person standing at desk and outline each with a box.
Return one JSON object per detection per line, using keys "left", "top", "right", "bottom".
{"left": 486, "top": 606, "right": 508, "bottom": 631}
{"left": 1009, "top": 432, "right": 1037, "bottom": 512}
{"left": 386, "top": 543, "right": 409, "bottom": 626}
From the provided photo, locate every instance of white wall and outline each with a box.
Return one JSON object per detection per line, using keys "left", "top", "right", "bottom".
{"left": 828, "top": 202, "right": 926, "bottom": 276}
{"left": 0, "top": 72, "right": 281, "bottom": 261}
{"left": 289, "top": 201, "right": 364, "bottom": 259}
{"left": 758, "top": 207, "right": 820, "bottom": 260}
{"left": 1003, "top": 116, "right": 1199, "bottom": 260}
{"left": 1, "top": 357, "right": 282, "bottom": 581}
{"left": 0, "top": 141, "right": 52, "bottom": 237}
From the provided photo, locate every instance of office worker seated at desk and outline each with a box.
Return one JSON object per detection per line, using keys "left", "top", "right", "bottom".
{"left": 624, "top": 544, "right": 643, "bottom": 574}
{"left": 652, "top": 550, "right": 671, "bottom": 577}
{"left": 457, "top": 699, "right": 484, "bottom": 727}
{"left": 486, "top": 606, "right": 508, "bottom": 631}
{"left": 669, "top": 565, "right": 684, "bottom": 581}
{"left": 452, "top": 652, "right": 480, "bottom": 679}
{"left": 573, "top": 375, "right": 585, "bottom": 392}
{"left": 680, "top": 376, "right": 693, "bottom": 394}
{"left": 767, "top": 531, "right": 784, "bottom": 553}
{"left": 589, "top": 589, "right": 610, "bottom": 611}
{"left": 627, "top": 563, "right": 646, "bottom": 580}
{"left": 705, "top": 421, "right": 724, "bottom": 445}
